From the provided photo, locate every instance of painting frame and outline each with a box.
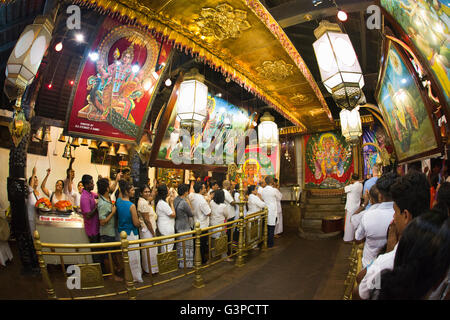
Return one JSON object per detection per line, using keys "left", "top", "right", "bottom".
{"left": 375, "top": 37, "right": 443, "bottom": 164}
{"left": 377, "top": 0, "right": 450, "bottom": 130}
{"left": 64, "top": 17, "right": 173, "bottom": 146}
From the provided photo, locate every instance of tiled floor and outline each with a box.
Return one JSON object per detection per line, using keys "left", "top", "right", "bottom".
{"left": 0, "top": 227, "right": 350, "bottom": 300}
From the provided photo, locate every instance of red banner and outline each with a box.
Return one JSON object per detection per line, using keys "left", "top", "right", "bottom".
{"left": 66, "top": 17, "right": 172, "bottom": 144}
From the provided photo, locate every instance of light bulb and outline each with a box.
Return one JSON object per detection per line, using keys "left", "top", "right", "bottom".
{"left": 88, "top": 52, "right": 99, "bottom": 61}
{"left": 55, "top": 42, "right": 63, "bottom": 52}
{"left": 165, "top": 78, "right": 172, "bottom": 86}
{"left": 75, "top": 33, "right": 84, "bottom": 42}
{"left": 337, "top": 10, "right": 348, "bottom": 22}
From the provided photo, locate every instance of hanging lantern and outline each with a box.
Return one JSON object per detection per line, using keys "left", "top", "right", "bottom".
{"left": 70, "top": 137, "right": 80, "bottom": 148}
{"left": 62, "top": 142, "right": 72, "bottom": 159}
{"left": 43, "top": 127, "right": 52, "bottom": 142}
{"left": 258, "top": 112, "right": 278, "bottom": 156}
{"left": 339, "top": 106, "right": 362, "bottom": 145}
{"left": 35, "top": 126, "right": 44, "bottom": 141}
{"left": 88, "top": 140, "right": 98, "bottom": 150}
{"left": 99, "top": 141, "right": 109, "bottom": 149}
{"left": 312, "top": 20, "right": 364, "bottom": 110}
{"left": 117, "top": 144, "right": 128, "bottom": 156}
{"left": 58, "top": 133, "right": 66, "bottom": 142}
{"left": 80, "top": 138, "right": 88, "bottom": 146}
{"left": 108, "top": 144, "right": 116, "bottom": 156}
{"left": 176, "top": 68, "right": 208, "bottom": 130}
{"left": 4, "top": 8, "right": 58, "bottom": 100}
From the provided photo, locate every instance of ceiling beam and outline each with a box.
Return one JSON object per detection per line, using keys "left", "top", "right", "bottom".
{"left": 269, "top": 0, "right": 374, "bottom": 28}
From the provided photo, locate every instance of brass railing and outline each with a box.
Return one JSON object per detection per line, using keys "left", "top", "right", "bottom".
{"left": 33, "top": 208, "right": 268, "bottom": 300}
{"left": 343, "top": 241, "right": 363, "bottom": 300}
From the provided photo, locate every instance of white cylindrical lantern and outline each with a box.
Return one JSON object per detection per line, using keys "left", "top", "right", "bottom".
{"left": 4, "top": 12, "right": 56, "bottom": 100}
{"left": 177, "top": 68, "right": 208, "bottom": 128}
{"left": 258, "top": 112, "right": 278, "bottom": 154}
{"left": 313, "top": 20, "right": 364, "bottom": 110}
{"left": 339, "top": 107, "right": 362, "bottom": 145}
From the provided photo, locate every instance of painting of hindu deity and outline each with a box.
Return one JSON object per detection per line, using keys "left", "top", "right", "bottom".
{"left": 66, "top": 17, "right": 172, "bottom": 144}
{"left": 156, "top": 168, "right": 185, "bottom": 188}
{"left": 304, "top": 131, "right": 353, "bottom": 189}
{"left": 376, "top": 41, "right": 439, "bottom": 162}
{"left": 380, "top": 0, "right": 450, "bottom": 111}
{"left": 362, "top": 125, "right": 394, "bottom": 178}
{"left": 157, "top": 93, "right": 257, "bottom": 164}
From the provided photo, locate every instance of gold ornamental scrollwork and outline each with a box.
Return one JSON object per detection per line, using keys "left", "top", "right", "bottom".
{"left": 194, "top": 3, "right": 251, "bottom": 41}
{"left": 78, "top": 263, "right": 105, "bottom": 289}
{"left": 214, "top": 234, "right": 228, "bottom": 257}
{"left": 256, "top": 60, "right": 294, "bottom": 81}
{"left": 290, "top": 93, "right": 314, "bottom": 106}
{"left": 157, "top": 250, "right": 178, "bottom": 275}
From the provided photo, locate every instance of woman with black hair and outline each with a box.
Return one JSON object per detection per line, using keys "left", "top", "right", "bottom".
{"left": 373, "top": 209, "right": 449, "bottom": 300}
{"left": 209, "top": 189, "right": 231, "bottom": 261}
{"left": 27, "top": 167, "right": 43, "bottom": 235}
{"left": 434, "top": 182, "right": 450, "bottom": 216}
{"left": 155, "top": 184, "right": 176, "bottom": 253}
{"left": 137, "top": 185, "right": 158, "bottom": 274}
{"left": 41, "top": 168, "right": 70, "bottom": 206}
{"left": 116, "top": 180, "right": 142, "bottom": 282}
{"left": 174, "top": 184, "right": 194, "bottom": 268}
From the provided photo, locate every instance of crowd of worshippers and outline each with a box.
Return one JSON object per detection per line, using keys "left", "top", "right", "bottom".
{"left": 343, "top": 162, "right": 449, "bottom": 300}
{"left": 26, "top": 166, "right": 283, "bottom": 283}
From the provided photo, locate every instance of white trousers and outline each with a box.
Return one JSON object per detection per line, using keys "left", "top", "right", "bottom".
{"left": 343, "top": 208, "right": 357, "bottom": 242}
{"left": 274, "top": 210, "right": 283, "bottom": 235}
{"left": 139, "top": 229, "right": 159, "bottom": 274}
{"left": 127, "top": 231, "right": 143, "bottom": 282}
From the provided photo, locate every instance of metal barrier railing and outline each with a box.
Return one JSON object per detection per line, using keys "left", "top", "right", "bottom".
{"left": 33, "top": 208, "right": 268, "bottom": 300}
{"left": 343, "top": 241, "right": 363, "bottom": 300}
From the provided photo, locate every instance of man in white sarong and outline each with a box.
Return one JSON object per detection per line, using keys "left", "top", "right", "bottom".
{"left": 343, "top": 174, "right": 363, "bottom": 242}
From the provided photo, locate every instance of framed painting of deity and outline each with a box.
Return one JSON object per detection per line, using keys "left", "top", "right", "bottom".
{"left": 375, "top": 39, "right": 442, "bottom": 163}
{"left": 65, "top": 17, "right": 173, "bottom": 145}
{"left": 303, "top": 131, "right": 354, "bottom": 189}
{"left": 379, "top": 0, "right": 450, "bottom": 119}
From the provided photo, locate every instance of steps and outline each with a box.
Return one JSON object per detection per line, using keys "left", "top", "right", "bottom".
{"left": 299, "top": 189, "right": 345, "bottom": 240}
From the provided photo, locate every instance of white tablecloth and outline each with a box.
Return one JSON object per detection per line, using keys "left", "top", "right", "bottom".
{"left": 0, "top": 241, "right": 13, "bottom": 266}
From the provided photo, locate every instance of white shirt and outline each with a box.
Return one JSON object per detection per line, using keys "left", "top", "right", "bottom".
{"left": 275, "top": 188, "right": 282, "bottom": 213}
{"left": 247, "top": 194, "right": 266, "bottom": 215}
{"left": 223, "top": 189, "right": 235, "bottom": 220}
{"left": 351, "top": 203, "right": 380, "bottom": 233}
{"left": 138, "top": 197, "right": 157, "bottom": 233}
{"left": 233, "top": 192, "right": 245, "bottom": 218}
{"left": 344, "top": 181, "right": 363, "bottom": 213}
{"left": 355, "top": 201, "right": 394, "bottom": 268}
{"left": 359, "top": 243, "right": 398, "bottom": 300}
{"left": 209, "top": 200, "right": 227, "bottom": 227}
{"left": 188, "top": 193, "right": 211, "bottom": 228}
{"left": 260, "top": 185, "right": 278, "bottom": 226}
{"left": 156, "top": 200, "right": 174, "bottom": 235}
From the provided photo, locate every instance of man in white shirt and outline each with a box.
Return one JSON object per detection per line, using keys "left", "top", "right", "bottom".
{"left": 355, "top": 181, "right": 394, "bottom": 268}
{"left": 189, "top": 181, "right": 211, "bottom": 263}
{"left": 273, "top": 178, "right": 283, "bottom": 237}
{"left": 222, "top": 180, "right": 237, "bottom": 248}
{"left": 343, "top": 174, "right": 363, "bottom": 242}
{"left": 351, "top": 185, "right": 380, "bottom": 232}
{"left": 354, "top": 171, "right": 431, "bottom": 299}
{"left": 260, "top": 176, "right": 278, "bottom": 248}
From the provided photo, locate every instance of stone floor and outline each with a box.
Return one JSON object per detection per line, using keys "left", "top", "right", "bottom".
{"left": 0, "top": 227, "right": 351, "bottom": 300}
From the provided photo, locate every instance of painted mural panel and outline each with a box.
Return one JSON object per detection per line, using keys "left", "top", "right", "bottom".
{"left": 362, "top": 125, "right": 394, "bottom": 178}
{"left": 66, "top": 17, "right": 172, "bottom": 144}
{"left": 380, "top": 0, "right": 450, "bottom": 109}
{"left": 304, "top": 131, "right": 353, "bottom": 189}
{"left": 377, "top": 41, "right": 438, "bottom": 162}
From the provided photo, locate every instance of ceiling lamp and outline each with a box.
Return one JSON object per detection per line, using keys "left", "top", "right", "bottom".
{"left": 312, "top": 20, "right": 364, "bottom": 110}
{"left": 258, "top": 112, "right": 278, "bottom": 156}
{"left": 177, "top": 68, "right": 208, "bottom": 130}
{"left": 337, "top": 10, "right": 348, "bottom": 22}
{"left": 339, "top": 106, "right": 362, "bottom": 145}
{"left": 4, "top": 8, "right": 57, "bottom": 100}
{"left": 54, "top": 42, "right": 63, "bottom": 52}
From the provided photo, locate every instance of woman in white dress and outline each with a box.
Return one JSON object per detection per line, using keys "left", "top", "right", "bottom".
{"left": 155, "top": 184, "right": 176, "bottom": 253}
{"left": 137, "top": 185, "right": 159, "bottom": 274}
{"left": 41, "top": 169, "right": 70, "bottom": 206}
{"left": 209, "top": 189, "right": 232, "bottom": 261}
{"left": 27, "top": 167, "right": 42, "bottom": 235}
{"left": 247, "top": 185, "right": 267, "bottom": 247}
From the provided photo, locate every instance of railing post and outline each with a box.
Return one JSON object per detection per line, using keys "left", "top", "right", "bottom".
{"left": 33, "top": 230, "right": 56, "bottom": 299}
{"left": 120, "top": 231, "right": 137, "bottom": 300}
{"left": 262, "top": 208, "right": 268, "bottom": 251}
{"left": 235, "top": 211, "right": 245, "bottom": 267}
{"left": 193, "top": 222, "right": 205, "bottom": 288}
